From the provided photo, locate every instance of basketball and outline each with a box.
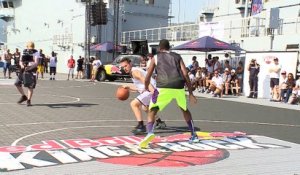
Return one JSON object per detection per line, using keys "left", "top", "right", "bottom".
{"left": 116, "top": 86, "right": 130, "bottom": 101}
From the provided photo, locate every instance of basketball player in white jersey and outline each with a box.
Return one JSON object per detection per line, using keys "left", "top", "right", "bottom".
{"left": 119, "top": 57, "right": 166, "bottom": 135}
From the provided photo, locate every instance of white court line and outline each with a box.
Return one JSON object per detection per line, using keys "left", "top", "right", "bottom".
{"left": 0, "top": 94, "right": 80, "bottom": 105}
{"left": 9, "top": 120, "right": 300, "bottom": 146}
{"left": 11, "top": 125, "right": 133, "bottom": 146}
{"left": 3, "top": 119, "right": 299, "bottom": 128}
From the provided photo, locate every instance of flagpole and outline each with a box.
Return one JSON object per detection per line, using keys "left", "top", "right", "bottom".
{"left": 244, "top": 0, "right": 249, "bottom": 17}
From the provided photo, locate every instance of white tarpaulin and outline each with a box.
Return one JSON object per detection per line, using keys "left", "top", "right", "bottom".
{"left": 243, "top": 51, "right": 299, "bottom": 98}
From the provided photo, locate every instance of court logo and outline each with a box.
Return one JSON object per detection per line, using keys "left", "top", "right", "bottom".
{"left": 0, "top": 132, "right": 289, "bottom": 171}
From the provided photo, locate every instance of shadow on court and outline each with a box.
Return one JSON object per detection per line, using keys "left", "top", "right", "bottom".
{"left": 155, "top": 126, "right": 201, "bottom": 134}
{"left": 32, "top": 103, "right": 98, "bottom": 109}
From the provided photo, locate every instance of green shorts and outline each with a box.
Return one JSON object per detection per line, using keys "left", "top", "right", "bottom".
{"left": 150, "top": 88, "right": 187, "bottom": 111}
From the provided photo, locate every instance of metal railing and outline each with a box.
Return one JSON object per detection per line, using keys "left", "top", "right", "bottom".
{"left": 121, "top": 16, "right": 300, "bottom": 44}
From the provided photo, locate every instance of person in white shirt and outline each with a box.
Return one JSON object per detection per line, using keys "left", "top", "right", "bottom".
{"left": 49, "top": 51, "right": 57, "bottom": 80}
{"left": 119, "top": 57, "right": 166, "bottom": 135}
{"left": 210, "top": 70, "right": 224, "bottom": 97}
{"left": 269, "top": 57, "right": 281, "bottom": 99}
{"left": 91, "top": 57, "right": 102, "bottom": 82}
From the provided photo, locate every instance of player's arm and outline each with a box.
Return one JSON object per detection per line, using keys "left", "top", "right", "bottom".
{"left": 145, "top": 58, "right": 155, "bottom": 91}
{"left": 123, "top": 84, "right": 137, "bottom": 92}
{"left": 132, "top": 69, "right": 155, "bottom": 93}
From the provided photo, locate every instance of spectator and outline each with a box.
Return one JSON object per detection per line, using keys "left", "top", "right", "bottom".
{"left": 67, "top": 55, "right": 75, "bottom": 80}
{"left": 210, "top": 70, "right": 224, "bottom": 97}
{"left": 44, "top": 55, "right": 49, "bottom": 74}
{"left": 190, "top": 56, "right": 199, "bottom": 75}
{"left": 188, "top": 69, "right": 196, "bottom": 91}
{"left": 247, "top": 59, "right": 260, "bottom": 98}
{"left": 76, "top": 56, "right": 84, "bottom": 79}
{"left": 291, "top": 76, "right": 300, "bottom": 104}
{"left": 223, "top": 60, "right": 232, "bottom": 73}
{"left": 222, "top": 68, "right": 232, "bottom": 95}
{"left": 36, "top": 49, "right": 45, "bottom": 79}
{"left": 195, "top": 67, "right": 205, "bottom": 92}
{"left": 139, "top": 54, "right": 147, "bottom": 70}
{"left": 205, "top": 54, "right": 213, "bottom": 75}
{"left": 269, "top": 57, "right": 281, "bottom": 100}
{"left": 236, "top": 61, "right": 244, "bottom": 93}
{"left": 230, "top": 69, "right": 240, "bottom": 96}
{"left": 213, "top": 56, "right": 222, "bottom": 73}
{"left": 49, "top": 51, "right": 57, "bottom": 80}
{"left": 91, "top": 56, "right": 102, "bottom": 82}
{"left": 280, "top": 73, "right": 295, "bottom": 103}
{"left": 3, "top": 49, "right": 13, "bottom": 79}
{"left": 13, "top": 48, "right": 21, "bottom": 75}
{"left": 271, "top": 71, "right": 287, "bottom": 102}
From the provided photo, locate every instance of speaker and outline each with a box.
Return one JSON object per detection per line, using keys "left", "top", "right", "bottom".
{"left": 131, "top": 40, "right": 149, "bottom": 55}
{"left": 121, "top": 46, "right": 127, "bottom": 53}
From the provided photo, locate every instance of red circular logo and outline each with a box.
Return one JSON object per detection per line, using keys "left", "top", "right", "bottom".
{"left": 98, "top": 149, "right": 228, "bottom": 167}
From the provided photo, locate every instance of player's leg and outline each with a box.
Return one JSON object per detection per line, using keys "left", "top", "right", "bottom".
{"left": 139, "top": 88, "right": 171, "bottom": 148}
{"left": 130, "top": 98, "right": 146, "bottom": 135}
{"left": 175, "top": 88, "right": 199, "bottom": 143}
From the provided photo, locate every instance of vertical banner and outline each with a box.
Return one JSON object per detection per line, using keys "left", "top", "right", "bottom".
{"left": 251, "top": 0, "right": 263, "bottom": 16}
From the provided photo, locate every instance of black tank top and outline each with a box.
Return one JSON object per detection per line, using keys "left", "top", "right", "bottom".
{"left": 156, "top": 52, "right": 185, "bottom": 89}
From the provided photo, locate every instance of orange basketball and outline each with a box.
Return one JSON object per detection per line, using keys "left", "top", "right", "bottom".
{"left": 116, "top": 86, "right": 130, "bottom": 101}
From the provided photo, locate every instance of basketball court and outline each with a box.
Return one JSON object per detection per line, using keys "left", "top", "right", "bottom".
{"left": 0, "top": 77, "right": 299, "bottom": 174}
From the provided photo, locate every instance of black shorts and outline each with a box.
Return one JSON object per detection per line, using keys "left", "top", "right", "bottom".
{"left": 15, "top": 72, "right": 36, "bottom": 89}
{"left": 270, "top": 78, "right": 279, "bottom": 88}
{"left": 50, "top": 67, "right": 56, "bottom": 75}
{"left": 77, "top": 66, "right": 83, "bottom": 71}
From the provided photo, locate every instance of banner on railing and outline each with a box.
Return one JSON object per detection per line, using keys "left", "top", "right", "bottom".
{"left": 199, "top": 22, "right": 224, "bottom": 40}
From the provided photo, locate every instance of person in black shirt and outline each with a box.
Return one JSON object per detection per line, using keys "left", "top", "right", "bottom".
{"left": 14, "top": 42, "right": 39, "bottom": 106}
{"left": 139, "top": 39, "right": 199, "bottom": 149}
{"left": 76, "top": 56, "right": 84, "bottom": 79}
{"left": 247, "top": 59, "right": 260, "bottom": 98}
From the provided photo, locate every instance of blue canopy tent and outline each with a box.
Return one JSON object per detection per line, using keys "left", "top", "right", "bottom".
{"left": 171, "top": 36, "right": 243, "bottom": 52}
{"left": 90, "top": 42, "right": 114, "bottom": 52}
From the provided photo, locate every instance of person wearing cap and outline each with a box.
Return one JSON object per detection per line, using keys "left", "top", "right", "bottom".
{"left": 230, "top": 69, "right": 240, "bottom": 95}
{"left": 14, "top": 41, "right": 39, "bottom": 106}
{"left": 269, "top": 57, "right": 281, "bottom": 99}
{"left": 247, "top": 58, "right": 260, "bottom": 98}
{"left": 222, "top": 67, "right": 232, "bottom": 95}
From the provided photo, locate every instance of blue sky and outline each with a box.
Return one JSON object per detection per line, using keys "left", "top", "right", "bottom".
{"left": 171, "top": 0, "right": 204, "bottom": 23}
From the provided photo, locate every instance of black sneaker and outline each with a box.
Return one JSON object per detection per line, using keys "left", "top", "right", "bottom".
{"left": 27, "top": 100, "right": 32, "bottom": 107}
{"left": 131, "top": 125, "right": 146, "bottom": 135}
{"left": 155, "top": 121, "right": 167, "bottom": 129}
{"left": 17, "top": 95, "right": 28, "bottom": 104}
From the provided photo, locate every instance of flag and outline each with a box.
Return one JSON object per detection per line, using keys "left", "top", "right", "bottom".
{"left": 251, "top": 0, "right": 263, "bottom": 16}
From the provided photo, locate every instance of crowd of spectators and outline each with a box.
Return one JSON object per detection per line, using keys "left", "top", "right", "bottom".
{"left": 185, "top": 54, "right": 299, "bottom": 105}
{"left": 187, "top": 54, "right": 243, "bottom": 98}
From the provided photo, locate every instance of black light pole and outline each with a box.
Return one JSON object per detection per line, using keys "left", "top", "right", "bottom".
{"left": 85, "top": 0, "right": 92, "bottom": 79}
{"left": 113, "top": 0, "right": 120, "bottom": 59}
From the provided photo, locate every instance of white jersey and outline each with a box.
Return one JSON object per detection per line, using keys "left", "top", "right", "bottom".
{"left": 269, "top": 63, "right": 281, "bottom": 78}
{"left": 131, "top": 67, "right": 156, "bottom": 93}
{"left": 49, "top": 56, "right": 57, "bottom": 67}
